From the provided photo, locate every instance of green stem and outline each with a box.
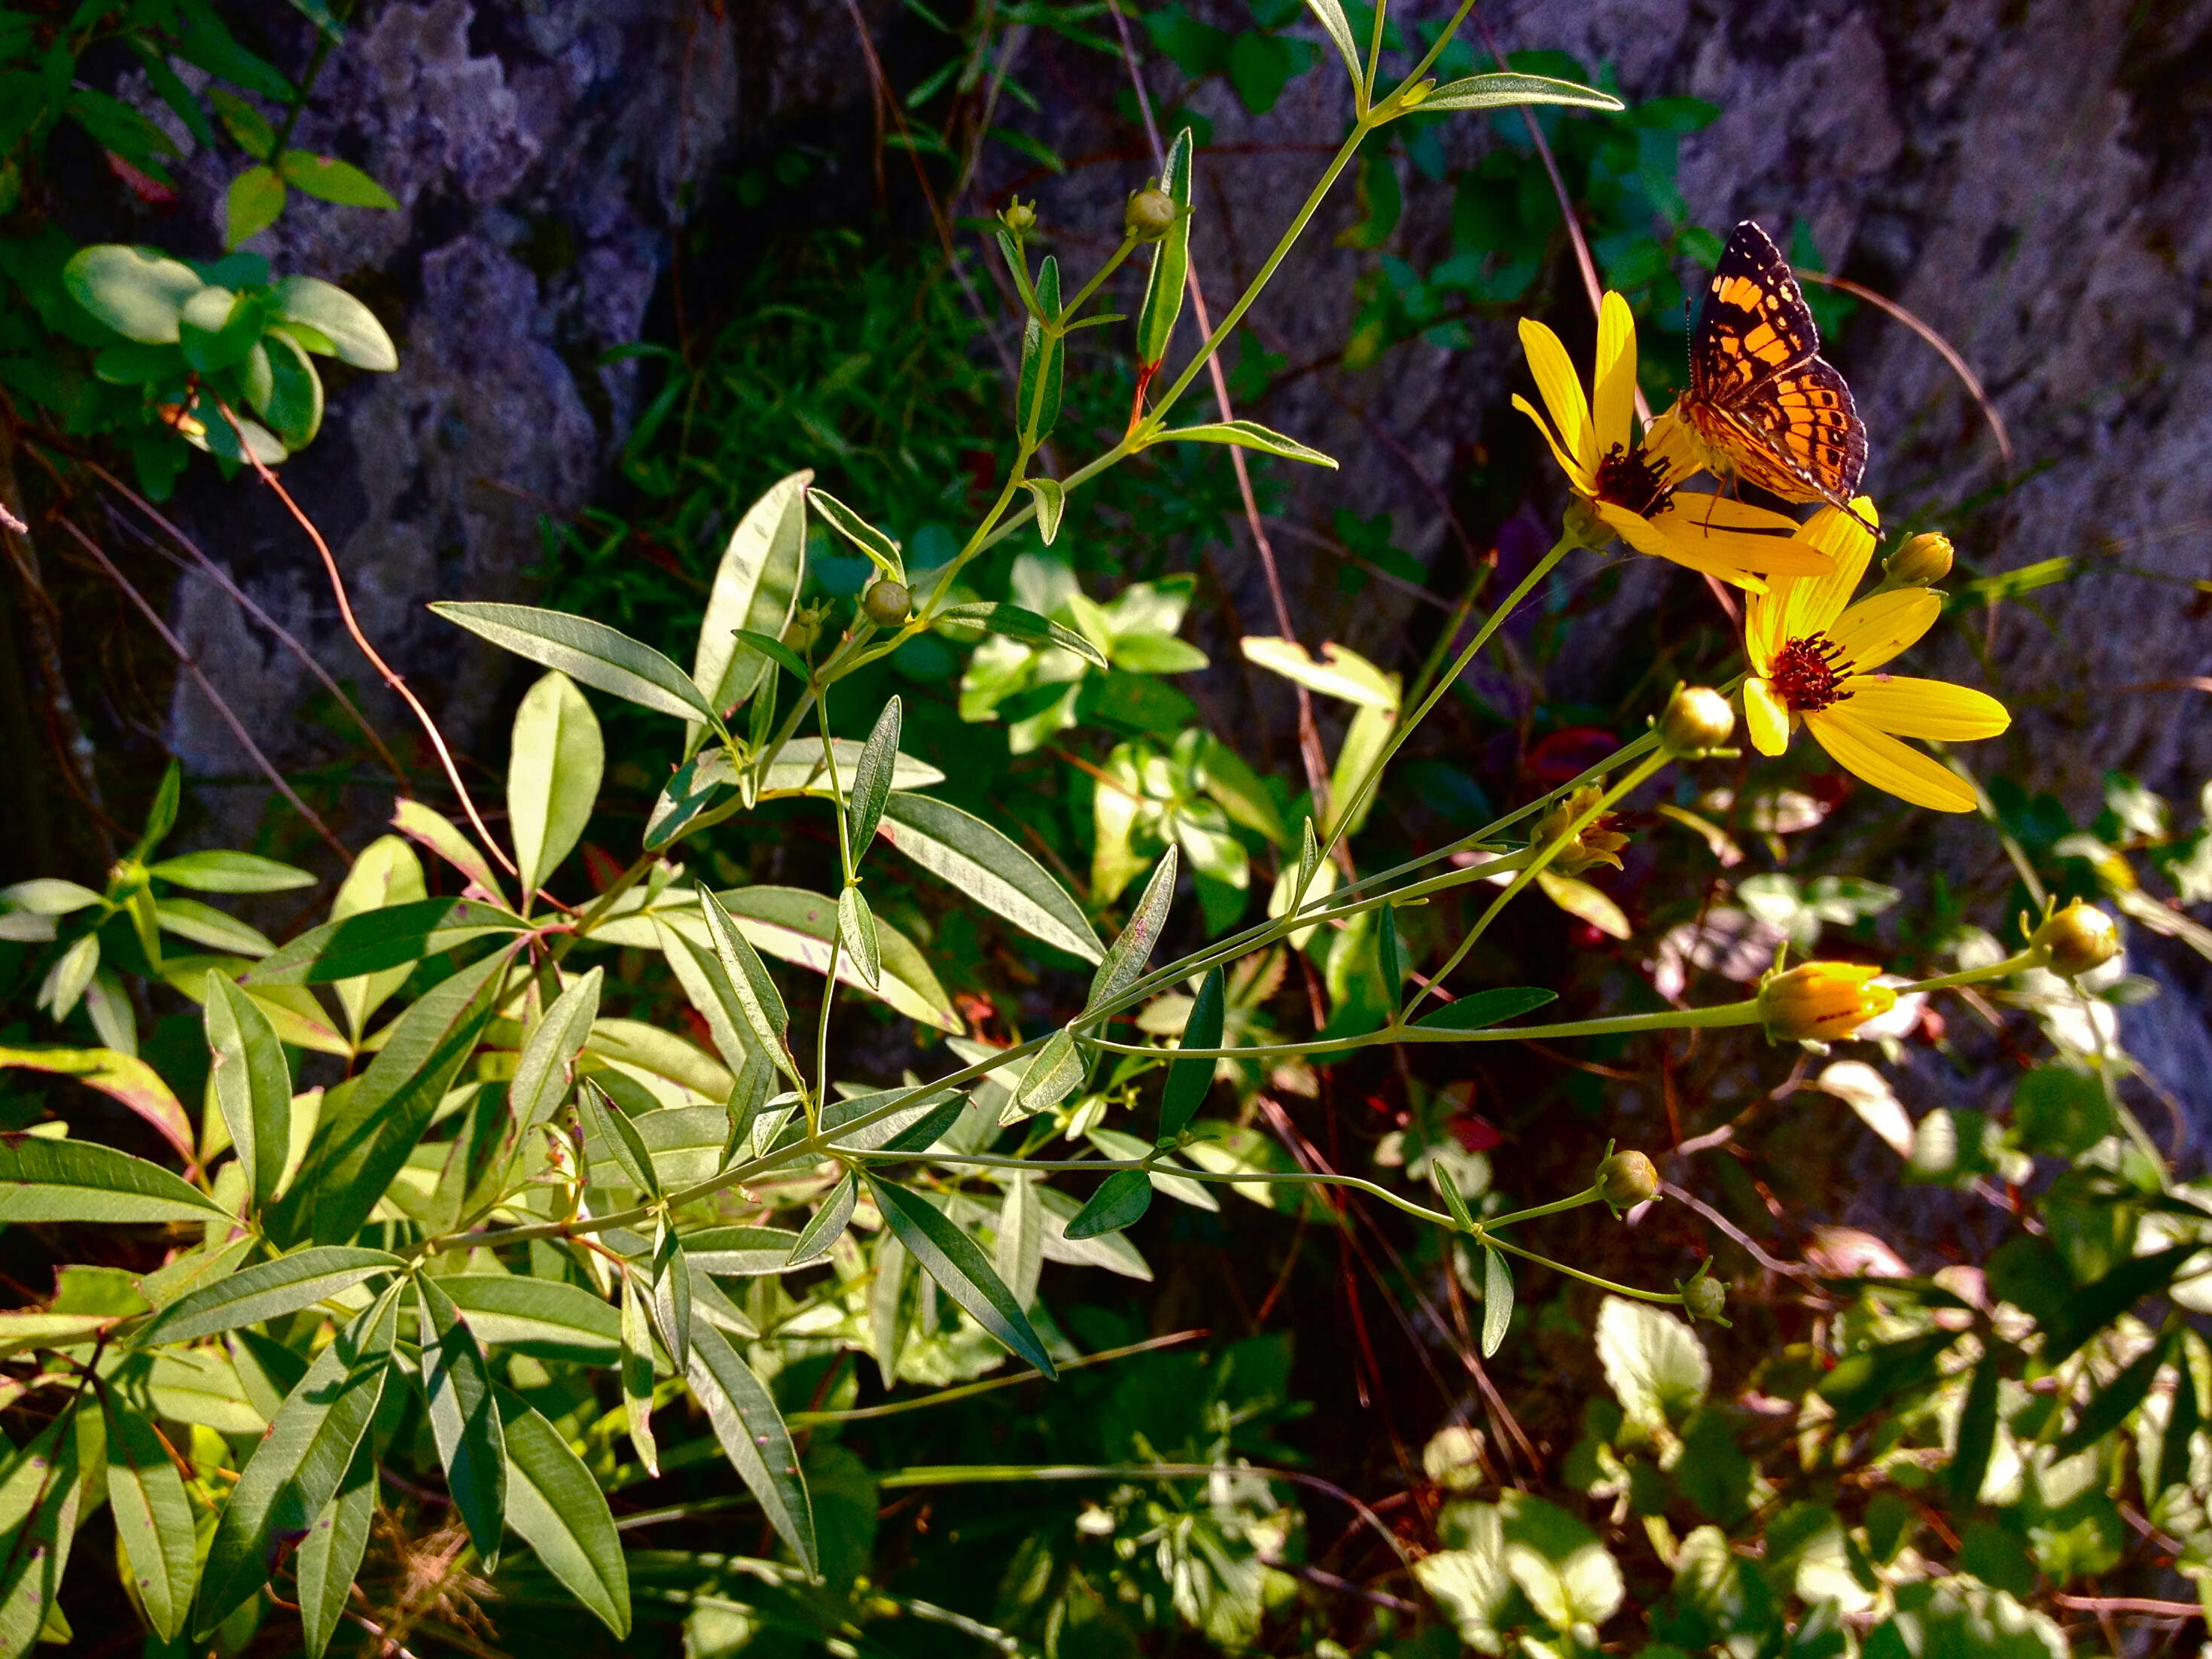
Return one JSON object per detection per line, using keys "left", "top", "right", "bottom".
{"left": 1059, "top": 236, "right": 1137, "bottom": 322}
{"left": 1080, "top": 997, "right": 1766, "bottom": 1061}
{"left": 1360, "top": 0, "right": 1388, "bottom": 111}
{"left": 1483, "top": 1185, "right": 1604, "bottom": 1230}
{"left": 1482, "top": 1233, "right": 1684, "bottom": 1304}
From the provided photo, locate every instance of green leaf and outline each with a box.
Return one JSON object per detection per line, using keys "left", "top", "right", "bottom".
{"left": 103, "top": 1397, "right": 200, "bottom": 1640}
{"left": 1024, "top": 476, "right": 1065, "bottom": 545}
{"left": 807, "top": 488, "right": 903, "bottom": 583}
{"left": 268, "top": 274, "right": 397, "bottom": 370}
{"left": 276, "top": 150, "right": 397, "bottom": 208}
{"left": 1088, "top": 848, "right": 1178, "bottom": 1012}
{"left": 837, "top": 886, "right": 881, "bottom": 992}
{"left": 2157, "top": 1337, "right": 2202, "bottom": 1502}
{"left": 154, "top": 897, "right": 273, "bottom": 957}
{"left": 1949, "top": 1345, "right": 2002, "bottom": 1505}
{"left": 390, "top": 798, "right": 508, "bottom": 909}
{"left": 498, "top": 1390, "right": 632, "bottom": 1636}
{"left": 507, "top": 671, "right": 602, "bottom": 896}
{"left": 2046, "top": 1243, "right": 2200, "bottom": 1363}
{"left": 323, "top": 836, "right": 427, "bottom": 1040}
{"left": 878, "top": 791, "right": 1101, "bottom": 963}
{"left": 650, "top": 1221, "right": 693, "bottom": 1371}
{"left": 935, "top": 600, "right": 1109, "bottom": 668}
{"left": 1135, "top": 127, "right": 1193, "bottom": 367}
{"left": 1815, "top": 1330, "right": 1958, "bottom": 1426}
{"left": 149, "top": 850, "right": 314, "bottom": 894}
{"left": 1016, "top": 257, "right": 1065, "bottom": 442}
{"left": 0, "top": 1044, "right": 195, "bottom": 1166}
{"left": 677, "top": 886, "right": 958, "bottom": 1034}
{"left": 510, "top": 967, "right": 601, "bottom": 1130}
{"left": 1411, "top": 987, "right": 1558, "bottom": 1032}
{"left": 824, "top": 1086, "right": 966, "bottom": 1156}
{"left": 577, "top": 1079, "right": 659, "bottom": 1198}
{"left": 1142, "top": 419, "right": 1337, "bottom": 468}
{"left": 438, "top": 1276, "right": 620, "bottom": 1365}
{"left": 209, "top": 89, "right": 276, "bottom": 157}
{"left": 2013, "top": 1066, "right": 2116, "bottom": 1159}
{"left": 196, "top": 1284, "right": 398, "bottom": 1634}
{"left": 416, "top": 1277, "right": 507, "bottom": 1565}
{"left": 1014, "top": 1028, "right": 1086, "bottom": 1117}
{"left": 257, "top": 327, "right": 324, "bottom": 447}
{"left": 732, "top": 627, "right": 809, "bottom": 683}
{"left": 431, "top": 602, "right": 714, "bottom": 722}
{"left": 1436, "top": 1163, "right": 1474, "bottom": 1230}
{"left": 847, "top": 696, "right": 903, "bottom": 860}
{"left": 248, "top": 896, "right": 527, "bottom": 985}
{"left": 1157, "top": 965, "right": 1225, "bottom": 1145}
{"left": 867, "top": 1173, "right": 1056, "bottom": 1376}
{"left": 995, "top": 1171, "right": 1043, "bottom": 1308}
{"left": 224, "top": 166, "right": 284, "bottom": 248}
{"left": 1378, "top": 905, "right": 1404, "bottom": 1001}
{"left": 0, "top": 1132, "right": 227, "bottom": 1225}
{"left": 1066, "top": 1168, "right": 1152, "bottom": 1239}
{"left": 203, "top": 972, "right": 291, "bottom": 1210}
{"left": 1481, "top": 1246, "right": 1513, "bottom": 1358}
{"left": 684, "top": 1317, "right": 818, "bottom": 1573}
{"left": 697, "top": 889, "right": 796, "bottom": 1079}
{"left": 682, "top": 1225, "right": 804, "bottom": 1277}
{"left": 294, "top": 1435, "right": 376, "bottom": 1659}
{"left": 148, "top": 1247, "right": 404, "bottom": 1345}
{"left": 0, "top": 1411, "right": 87, "bottom": 1656}
{"left": 63, "top": 244, "right": 204, "bottom": 343}
{"left": 2052, "top": 1328, "right": 2170, "bottom": 1458}
{"left": 618, "top": 1270, "right": 660, "bottom": 1478}
{"left": 690, "top": 471, "right": 809, "bottom": 749}
{"left": 1595, "top": 1294, "right": 1709, "bottom": 1432}
{"left": 787, "top": 1169, "right": 859, "bottom": 1268}
{"left": 1302, "top": 0, "right": 1363, "bottom": 92}
{"left": 1416, "top": 71, "right": 1625, "bottom": 114}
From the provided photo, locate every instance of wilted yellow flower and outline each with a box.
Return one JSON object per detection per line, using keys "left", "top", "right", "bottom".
{"left": 2032, "top": 901, "right": 2119, "bottom": 978}
{"left": 1742, "top": 502, "right": 2009, "bottom": 813}
{"left": 1759, "top": 960, "right": 1897, "bottom": 1043}
{"left": 1514, "top": 292, "right": 1833, "bottom": 589}
{"left": 1534, "top": 784, "right": 1629, "bottom": 875}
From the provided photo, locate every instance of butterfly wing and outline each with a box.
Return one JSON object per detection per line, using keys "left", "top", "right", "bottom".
{"left": 1690, "top": 221, "right": 1824, "bottom": 403}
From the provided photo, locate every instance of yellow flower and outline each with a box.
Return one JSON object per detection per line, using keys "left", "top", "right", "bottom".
{"left": 1534, "top": 784, "right": 1629, "bottom": 875}
{"left": 1513, "top": 292, "right": 1833, "bottom": 589}
{"left": 1759, "top": 961, "right": 1897, "bottom": 1043}
{"left": 1741, "top": 502, "right": 2009, "bottom": 813}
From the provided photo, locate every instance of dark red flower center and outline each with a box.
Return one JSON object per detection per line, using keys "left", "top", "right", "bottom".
{"left": 1593, "top": 442, "right": 1674, "bottom": 516}
{"left": 1770, "top": 634, "right": 1854, "bottom": 712}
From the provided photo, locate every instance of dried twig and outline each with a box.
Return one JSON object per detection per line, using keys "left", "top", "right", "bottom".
{"left": 1795, "top": 268, "right": 2013, "bottom": 470}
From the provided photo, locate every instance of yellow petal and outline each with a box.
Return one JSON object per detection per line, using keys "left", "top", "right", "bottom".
{"left": 1512, "top": 393, "right": 1589, "bottom": 492}
{"left": 1519, "top": 317, "right": 1594, "bottom": 479}
{"left": 1778, "top": 503, "right": 1881, "bottom": 642}
{"left": 1827, "top": 589, "right": 1939, "bottom": 672}
{"left": 1744, "top": 677, "right": 1791, "bottom": 756}
{"left": 1840, "top": 676, "right": 2011, "bottom": 741}
{"left": 1641, "top": 400, "right": 1704, "bottom": 485}
{"left": 1592, "top": 291, "right": 1637, "bottom": 457}
{"left": 1601, "top": 504, "right": 1766, "bottom": 590}
{"left": 1805, "top": 708, "right": 1977, "bottom": 812}
{"left": 1625, "top": 501, "right": 1833, "bottom": 579}
{"left": 1666, "top": 492, "right": 1801, "bottom": 534}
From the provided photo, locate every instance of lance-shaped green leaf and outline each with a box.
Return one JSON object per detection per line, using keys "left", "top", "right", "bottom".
{"left": 879, "top": 792, "right": 1101, "bottom": 962}
{"left": 1016, "top": 257, "right": 1065, "bottom": 442}
{"left": 684, "top": 885, "right": 958, "bottom": 1033}
{"left": 1410, "top": 987, "right": 1558, "bottom": 1033}
{"left": 847, "top": 696, "right": 903, "bottom": 859}
{"left": 996, "top": 1170, "right": 1043, "bottom": 1307}
{"left": 690, "top": 470, "right": 809, "bottom": 751}
{"left": 733, "top": 626, "right": 809, "bottom": 683}
{"left": 1302, "top": 0, "right": 1363, "bottom": 93}
{"left": 1482, "top": 1246, "right": 1513, "bottom": 1358}
{"left": 1088, "top": 847, "right": 1178, "bottom": 1012}
{"left": 148, "top": 1246, "right": 404, "bottom": 1345}
{"left": 806, "top": 488, "right": 903, "bottom": 583}
{"left": 1157, "top": 964, "right": 1225, "bottom": 1145}
{"left": 0, "top": 1408, "right": 85, "bottom": 1655}
{"left": 196, "top": 1283, "right": 399, "bottom": 1634}
{"left": 1066, "top": 1169, "right": 1153, "bottom": 1240}
{"left": 507, "top": 671, "right": 603, "bottom": 897}
{"left": 618, "top": 1268, "right": 660, "bottom": 1477}
{"left": 1377, "top": 905, "right": 1404, "bottom": 1006}
{"left": 685, "top": 1318, "right": 817, "bottom": 1574}
{"left": 756, "top": 734, "right": 946, "bottom": 799}
{"left": 203, "top": 972, "right": 291, "bottom": 1209}
{"left": 2053, "top": 1328, "right": 2171, "bottom": 1458}
{"left": 271, "top": 950, "right": 510, "bottom": 1246}
{"left": 294, "top": 1435, "right": 376, "bottom": 1659}
{"left": 934, "top": 601, "right": 1108, "bottom": 668}
{"left": 2157, "top": 1337, "right": 2204, "bottom": 1503}
{"left": 682, "top": 1225, "right": 804, "bottom": 1277}
{"left": 724, "top": 1052, "right": 776, "bottom": 1165}
{"left": 105, "top": 1396, "right": 200, "bottom": 1641}
{"left": 325, "top": 836, "right": 427, "bottom": 1040}
{"left": 650, "top": 1219, "right": 693, "bottom": 1371}
{"left": 1141, "top": 419, "right": 1337, "bottom": 468}
{"left": 788, "top": 1170, "right": 859, "bottom": 1268}
{"left": 644, "top": 747, "right": 727, "bottom": 851}
{"left": 417, "top": 1277, "right": 506, "bottom": 1565}
{"left": 1436, "top": 1164, "right": 1475, "bottom": 1231}
{"left": 1415, "top": 71, "right": 1624, "bottom": 114}
{"left": 497, "top": 1389, "right": 632, "bottom": 1636}
{"left": 148, "top": 850, "right": 315, "bottom": 893}
{"left": 430, "top": 602, "right": 715, "bottom": 723}
{"left": 870, "top": 1231, "right": 909, "bottom": 1389}
{"left": 1948, "top": 1344, "right": 2002, "bottom": 1505}
{"left": 837, "top": 886, "right": 882, "bottom": 993}
{"left": 510, "top": 967, "right": 601, "bottom": 1130}
{"left": 653, "top": 915, "right": 760, "bottom": 1075}
{"left": 437, "top": 1276, "right": 620, "bottom": 1365}
{"left": 248, "top": 896, "right": 526, "bottom": 985}
{"left": 867, "top": 1173, "right": 1056, "bottom": 1377}
{"left": 577, "top": 1081, "right": 660, "bottom": 1198}
{"left": 696, "top": 888, "right": 797, "bottom": 1080}
{"left": 1014, "top": 1028, "right": 1086, "bottom": 1118}
{"left": 1135, "top": 128, "right": 1193, "bottom": 367}
{"left": 0, "top": 1043, "right": 194, "bottom": 1167}
{"left": 391, "top": 798, "right": 508, "bottom": 907}
{"left": 0, "top": 1134, "right": 228, "bottom": 1225}
{"left": 1023, "top": 477, "right": 1066, "bottom": 545}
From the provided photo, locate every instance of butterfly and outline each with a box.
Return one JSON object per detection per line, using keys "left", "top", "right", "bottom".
{"left": 1679, "top": 221, "right": 1869, "bottom": 527}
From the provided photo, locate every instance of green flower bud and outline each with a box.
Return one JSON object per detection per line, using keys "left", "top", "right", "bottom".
{"left": 1400, "top": 78, "right": 1437, "bottom": 108}
{"left": 2031, "top": 900, "right": 2119, "bottom": 978}
{"left": 1001, "top": 197, "right": 1037, "bottom": 235}
{"left": 1126, "top": 185, "right": 1178, "bottom": 243}
{"left": 861, "top": 578, "right": 911, "bottom": 629}
{"left": 1885, "top": 531, "right": 1954, "bottom": 587}
{"left": 1658, "top": 685, "right": 1735, "bottom": 757}
{"left": 1682, "top": 1274, "right": 1727, "bottom": 1322}
{"left": 1596, "top": 1149, "right": 1659, "bottom": 1210}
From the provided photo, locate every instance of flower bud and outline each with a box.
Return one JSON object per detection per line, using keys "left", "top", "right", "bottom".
{"left": 1681, "top": 1274, "right": 1727, "bottom": 1323}
{"left": 2031, "top": 900, "right": 2119, "bottom": 979}
{"left": 1534, "top": 784, "right": 1629, "bottom": 876}
{"left": 1399, "top": 78, "right": 1437, "bottom": 108}
{"left": 1757, "top": 960, "right": 1897, "bottom": 1043}
{"left": 1885, "top": 531, "right": 1954, "bottom": 587}
{"left": 1126, "top": 185, "right": 1178, "bottom": 243}
{"left": 1658, "top": 685, "right": 1735, "bottom": 757}
{"left": 862, "top": 578, "right": 911, "bottom": 628}
{"left": 1596, "top": 1150, "right": 1659, "bottom": 1209}
{"left": 1561, "top": 496, "right": 1608, "bottom": 552}
{"left": 782, "top": 610, "right": 821, "bottom": 653}
{"left": 1000, "top": 197, "right": 1037, "bottom": 235}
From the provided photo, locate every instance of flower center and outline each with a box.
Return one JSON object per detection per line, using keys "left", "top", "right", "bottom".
{"left": 1593, "top": 442, "right": 1674, "bottom": 516}
{"left": 1770, "top": 634, "right": 1854, "bottom": 712}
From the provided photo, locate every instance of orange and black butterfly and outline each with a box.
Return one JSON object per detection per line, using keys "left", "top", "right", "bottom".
{"left": 1680, "top": 221, "right": 1869, "bottom": 525}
